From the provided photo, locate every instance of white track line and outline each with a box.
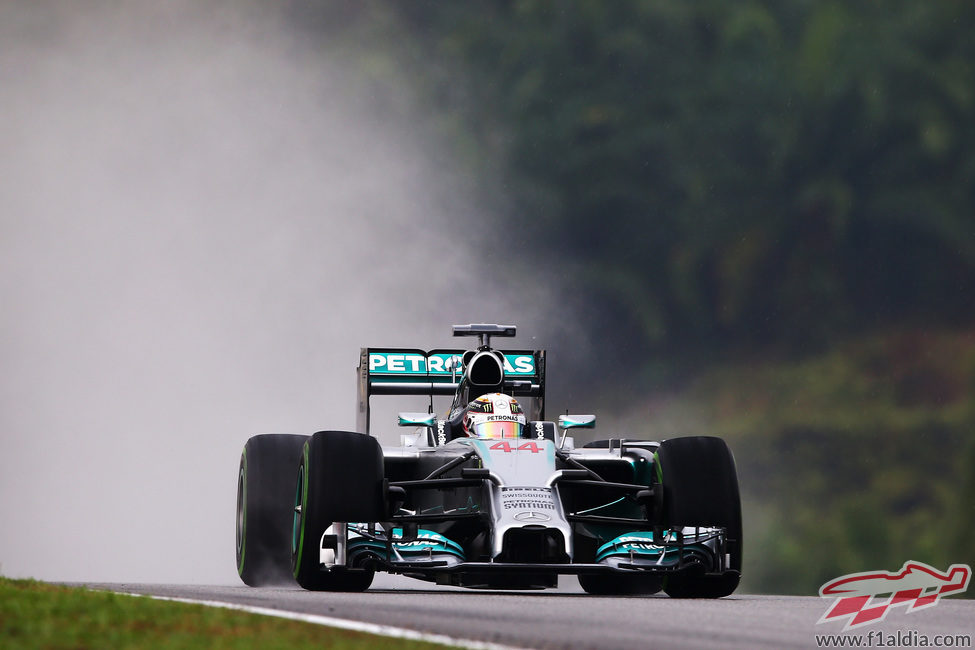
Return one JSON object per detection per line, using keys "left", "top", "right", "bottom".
{"left": 122, "top": 592, "right": 529, "bottom": 650}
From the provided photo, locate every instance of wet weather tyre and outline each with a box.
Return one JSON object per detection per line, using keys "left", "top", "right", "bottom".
{"left": 236, "top": 434, "right": 308, "bottom": 586}
{"left": 656, "top": 436, "right": 742, "bottom": 599}
{"left": 291, "top": 430, "right": 385, "bottom": 591}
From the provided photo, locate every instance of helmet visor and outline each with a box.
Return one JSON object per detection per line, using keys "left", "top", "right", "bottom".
{"left": 473, "top": 420, "right": 523, "bottom": 439}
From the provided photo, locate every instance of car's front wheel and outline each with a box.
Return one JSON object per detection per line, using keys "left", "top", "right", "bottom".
{"left": 656, "top": 436, "right": 742, "bottom": 599}
{"left": 291, "top": 430, "right": 385, "bottom": 591}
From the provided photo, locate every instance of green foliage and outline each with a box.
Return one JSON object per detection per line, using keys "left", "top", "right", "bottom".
{"left": 329, "top": 1, "right": 975, "bottom": 357}
{"left": 637, "top": 327, "right": 975, "bottom": 594}
{"left": 295, "top": 2, "right": 975, "bottom": 595}
{"left": 0, "top": 578, "right": 445, "bottom": 649}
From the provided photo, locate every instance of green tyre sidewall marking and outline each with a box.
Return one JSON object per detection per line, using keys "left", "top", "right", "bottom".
{"left": 293, "top": 442, "right": 310, "bottom": 579}
{"left": 653, "top": 449, "right": 665, "bottom": 592}
{"left": 236, "top": 449, "right": 247, "bottom": 576}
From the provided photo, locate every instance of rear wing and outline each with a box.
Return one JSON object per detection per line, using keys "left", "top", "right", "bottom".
{"left": 356, "top": 347, "right": 546, "bottom": 434}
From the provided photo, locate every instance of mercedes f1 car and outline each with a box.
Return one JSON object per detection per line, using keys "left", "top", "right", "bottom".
{"left": 236, "top": 324, "right": 742, "bottom": 597}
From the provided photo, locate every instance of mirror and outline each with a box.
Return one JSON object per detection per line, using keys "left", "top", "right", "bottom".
{"left": 558, "top": 414, "right": 596, "bottom": 429}
{"left": 397, "top": 412, "right": 436, "bottom": 427}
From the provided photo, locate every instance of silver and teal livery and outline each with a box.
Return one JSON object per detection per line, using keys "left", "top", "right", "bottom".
{"left": 347, "top": 526, "right": 466, "bottom": 565}
{"left": 238, "top": 324, "right": 742, "bottom": 597}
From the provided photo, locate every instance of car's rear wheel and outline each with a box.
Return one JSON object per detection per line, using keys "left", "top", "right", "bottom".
{"left": 656, "top": 436, "right": 742, "bottom": 599}
{"left": 291, "top": 430, "right": 385, "bottom": 591}
{"left": 236, "top": 434, "right": 308, "bottom": 586}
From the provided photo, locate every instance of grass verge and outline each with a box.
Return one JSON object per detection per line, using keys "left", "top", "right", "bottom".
{"left": 0, "top": 577, "right": 454, "bottom": 650}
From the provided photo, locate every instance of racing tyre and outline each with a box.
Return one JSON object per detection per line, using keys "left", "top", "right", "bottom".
{"left": 236, "top": 434, "right": 309, "bottom": 586}
{"left": 292, "top": 430, "right": 385, "bottom": 591}
{"left": 656, "top": 436, "right": 742, "bottom": 599}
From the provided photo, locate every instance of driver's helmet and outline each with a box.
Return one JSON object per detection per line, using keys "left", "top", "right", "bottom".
{"left": 463, "top": 393, "right": 526, "bottom": 439}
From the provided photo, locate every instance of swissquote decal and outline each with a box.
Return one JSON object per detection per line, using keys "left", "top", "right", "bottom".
{"left": 817, "top": 560, "right": 971, "bottom": 630}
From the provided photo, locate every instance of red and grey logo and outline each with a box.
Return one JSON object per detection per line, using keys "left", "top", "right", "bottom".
{"left": 818, "top": 561, "right": 971, "bottom": 630}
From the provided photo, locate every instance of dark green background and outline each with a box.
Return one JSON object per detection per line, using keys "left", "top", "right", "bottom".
{"left": 296, "top": 2, "right": 974, "bottom": 594}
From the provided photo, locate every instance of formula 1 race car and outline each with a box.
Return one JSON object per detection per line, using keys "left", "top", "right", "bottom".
{"left": 236, "top": 324, "right": 742, "bottom": 597}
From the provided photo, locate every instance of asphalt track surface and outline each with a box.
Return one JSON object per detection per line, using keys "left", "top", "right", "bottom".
{"left": 85, "top": 575, "right": 975, "bottom": 649}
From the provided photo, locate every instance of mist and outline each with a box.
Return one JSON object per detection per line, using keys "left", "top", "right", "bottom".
{"left": 0, "top": 2, "right": 564, "bottom": 584}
